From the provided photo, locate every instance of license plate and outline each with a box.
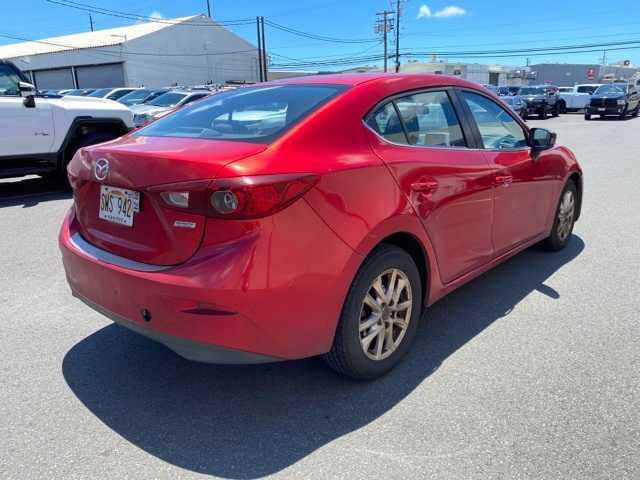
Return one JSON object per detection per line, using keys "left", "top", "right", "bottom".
{"left": 99, "top": 185, "right": 140, "bottom": 227}
{"left": 597, "top": 108, "right": 606, "bottom": 111}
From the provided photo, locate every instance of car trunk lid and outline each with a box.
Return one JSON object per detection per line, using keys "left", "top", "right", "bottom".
{"left": 68, "top": 135, "right": 267, "bottom": 265}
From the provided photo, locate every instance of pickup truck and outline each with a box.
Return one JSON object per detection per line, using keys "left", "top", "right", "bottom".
{"left": 557, "top": 84, "right": 601, "bottom": 112}
{"left": 0, "top": 59, "right": 134, "bottom": 181}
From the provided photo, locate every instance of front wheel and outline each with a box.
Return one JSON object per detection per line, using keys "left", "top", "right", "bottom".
{"left": 324, "top": 245, "right": 422, "bottom": 380}
{"left": 553, "top": 103, "right": 561, "bottom": 116}
{"left": 539, "top": 108, "right": 547, "bottom": 120}
{"left": 542, "top": 181, "right": 577, "bottom": 251}
{"left": 584, "top": 113, "right": 591, "bottom": 120}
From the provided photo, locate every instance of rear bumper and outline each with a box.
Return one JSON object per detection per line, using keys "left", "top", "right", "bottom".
{"left": 74, "top": 292, "right": 280, "bottom": 363}
{"left": 59, "top": 201, "right": 358, "bottom": 363}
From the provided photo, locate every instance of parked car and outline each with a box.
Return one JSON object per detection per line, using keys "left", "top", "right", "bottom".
{"left": 519, "top": 85, "right": 561, "bottom": 119}
{"left": 0, "top": 59, "right": 133, "bottom": 180}
{"left": 116, "top": 88, "right": 156, "bottom": 106}
{"left": 496, "top": 86, "right": 521, "bottom": 96}
{"left": 130, "top": 90, "right": 210, "bottom": 127}
{"left": 63, "top": 88, "right": 96, "bottom": 97}
{"left": 585, "top": 83, "right": 640, "bottom": 119}
{"left": 557, "top": 84, "right": 601, "bottom": 112}
{"left": 59, "top": 73, "right": 583, "bottom": 379}
{"left": 499, "top": 92, "right": 527, "bottom": 118}
{"left": 87, "top": 87, "right": 141, "bottom": 101}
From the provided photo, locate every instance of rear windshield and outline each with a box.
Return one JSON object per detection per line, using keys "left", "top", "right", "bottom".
{"left": 136, "top": 84, "right": 346, "bottom": 142}
{"left": 87, "top": 88, "right": 111, "bottom": 97}
{"left": 146, "top": 92, "right": 187, "bottom": 107}
{"left": 519, "top": 87, "right": 544, "bottom": 95}
{"left": 118, "top": 89, "right": 152, "bottom": 104}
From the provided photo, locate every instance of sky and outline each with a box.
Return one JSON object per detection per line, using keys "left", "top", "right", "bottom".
{"left": 2, "top": 0, "right": 640, "bottom": 70}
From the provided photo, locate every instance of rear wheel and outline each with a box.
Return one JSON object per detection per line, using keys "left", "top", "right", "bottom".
{"left": 542, "top": 181, "right": 577, "bottom": 251}
{"left": 324, "top": 245, "right": 422, "bottom": 380}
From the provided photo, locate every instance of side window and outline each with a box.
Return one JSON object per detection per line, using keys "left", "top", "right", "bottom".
{"left": 395, "top": 91, "right": 466, "bottom": 147}
{"left": 461, "top": 91, "right": 528, "bottom": 150}
{"left": 365, "top": 102, "right": 408, "bottom": 145}
{"left": 0, "top": 64, "right": 21, "bottom": 96}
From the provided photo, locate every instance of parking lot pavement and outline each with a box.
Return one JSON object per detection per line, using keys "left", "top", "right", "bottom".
{"left": 1, "top": 114, "right": 639, "bottom": 480}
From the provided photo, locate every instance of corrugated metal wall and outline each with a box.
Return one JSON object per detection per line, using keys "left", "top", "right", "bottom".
{"left": 76, "top": 63, "right": 125, "bottom": 88}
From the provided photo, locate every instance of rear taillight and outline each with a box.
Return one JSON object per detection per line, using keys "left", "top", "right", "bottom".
{"left": 148, "top": 174, "right": 319, "bottom": 219}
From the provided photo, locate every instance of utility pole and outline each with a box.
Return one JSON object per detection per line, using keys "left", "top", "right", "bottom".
{"left": 206, "top": 0, "right": 212, "bottom": 18}
{"left": 375, "top": 11, "right": 394, "bottom": 72}
{"left": 394, "top": 0, "right": 403, "bottom": 73}
{"left": 601, "top": 49, "right": 607, "bottom": 65}
{"left": 256, "top": 17, "right": 263, "bottom": 82}
{"left": 260, "top": 16, "right": 268, "bottom": 82}
{"left": 89, "top": 14, "right": 94, "bottom": 32}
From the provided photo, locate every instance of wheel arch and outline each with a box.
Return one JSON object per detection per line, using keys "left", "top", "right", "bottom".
{"left": 57, "top": 117, "right": 130, "bottom": 166}
{"left": 361, "top": 231, "right": 431, "bottom": 311}
{"left": 568, "top": 171, "right": 583, "bottom": 221}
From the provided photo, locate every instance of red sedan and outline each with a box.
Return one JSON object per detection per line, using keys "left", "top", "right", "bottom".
{"left": 60, "top": 74, "right": 583, "bottom": 379}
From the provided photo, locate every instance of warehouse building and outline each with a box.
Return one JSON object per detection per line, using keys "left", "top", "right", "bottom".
{"left": 529, "top": 63, "right": 640, "bottom": 86}
{"left": 0, "top": 15, "right": 260, "bottom": 89}
{"left": 400, "top": 59, "right": 534, "bottom": 86}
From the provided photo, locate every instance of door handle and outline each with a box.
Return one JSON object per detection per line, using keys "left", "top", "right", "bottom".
{"left": 411, "top": 180, "right": 438, "bottom": 193}
{"left": 495, "top": 175, "right": 513, "bottom": 186}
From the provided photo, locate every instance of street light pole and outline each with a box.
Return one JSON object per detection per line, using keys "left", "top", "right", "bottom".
{"left": 206, "top": 0, "right": 212, "bottom": 18}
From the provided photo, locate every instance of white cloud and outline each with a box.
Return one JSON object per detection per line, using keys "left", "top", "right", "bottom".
{"left": 417, "top": 4, "right": 467, "bottom": 19}
{"left": 417, "top": 5, "right": 432, "bottom": 18}
{"left": 149, "top": 10, "right": 164, "bottom": 19}
{"left": 434, "top": 6, "right": 467, "bottom": 17}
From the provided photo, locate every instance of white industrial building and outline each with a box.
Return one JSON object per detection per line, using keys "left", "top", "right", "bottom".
{"left": 0, "top": 15, "right": 260, "bottom": 89}
{"left": 401, "top": 59, "right": 533, "bottom": 86}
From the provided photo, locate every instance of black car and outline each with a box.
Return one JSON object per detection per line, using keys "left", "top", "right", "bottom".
{"left": 518, "top": 85, "right": 561, "bottom": 119}
{"left": 585, "top": 83, "right": 640, "bottom": 120}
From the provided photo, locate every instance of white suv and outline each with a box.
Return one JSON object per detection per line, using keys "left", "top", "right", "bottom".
{"left": 0, "top": 60, "right": 134, "bottom": 180}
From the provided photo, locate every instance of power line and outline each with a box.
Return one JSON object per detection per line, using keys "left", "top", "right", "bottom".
{"left": 264, "top": 19, "right": 378, "bottom": 44}
{"left": 45, "top": 0, "right": 255, "bottom": 26}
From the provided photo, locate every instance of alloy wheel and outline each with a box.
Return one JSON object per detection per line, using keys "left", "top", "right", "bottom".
{"left": 359, "top": 268, "right": 412, "bottom": 361}
{"left": 557, "top": 190, "right": 575, "bottom": 242}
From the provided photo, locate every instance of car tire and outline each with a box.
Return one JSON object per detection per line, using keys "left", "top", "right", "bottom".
{"left": 584, "top": 113, "right": 591, "bottom": 120}
{"left": 324, "top": 244, "right": 422, "bottom": 380}
{"left": 553, "top": 102, "right": 562, "bottom": 116}
{"left": 633, "top": 105, "right": 639, "bottom": 117}
{"left": 521, "top": 110, "right": 528, "bottom": 120}
{"left": 542, "top": 180, "right": 578, "bottom": 251}
{"left": 539, "top": 108, "right": 547, "bottom": 120}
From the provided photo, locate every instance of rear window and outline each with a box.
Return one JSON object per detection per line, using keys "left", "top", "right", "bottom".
{"left": 136, "top": 84, "right": 346, "bottom": 143}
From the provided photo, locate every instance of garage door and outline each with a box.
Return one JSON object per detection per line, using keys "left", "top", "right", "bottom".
{"left": 76, "top": 63, "right": 125, "bottom": 88}
{"left": 33, "top": 68, "right": 74, "bottom": 89}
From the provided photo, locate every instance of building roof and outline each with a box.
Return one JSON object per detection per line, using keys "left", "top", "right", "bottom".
{"left": 0, "top": 15, "right": 205, "bottom": 59}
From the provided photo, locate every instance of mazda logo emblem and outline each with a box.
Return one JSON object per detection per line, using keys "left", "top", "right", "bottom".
{"left": 94, "top": 158, "right": 109, "bottom": 181}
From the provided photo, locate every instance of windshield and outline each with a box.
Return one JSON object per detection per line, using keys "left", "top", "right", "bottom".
{"left": 137, "top": 84, "right": 346, "bottom": 142}
{"left": 519, "top": 87, "right": 545, "bottom": 95}
{"left": 0, "top": 64, "right": 22, "bottom": 96}
{"left": 118, "top": 89, "right": 152, "bottom": 105}
{"left": 87, "top": 88, "right": 111, "bottom": 97}
{"left": 147, "top": 92, "right": 188, "bottom": 107}
{"left": 577, "top": 85, "right": 598, "bottom": 94}
{"left": 595, "top": 84, "right": 627, "bottom": 94}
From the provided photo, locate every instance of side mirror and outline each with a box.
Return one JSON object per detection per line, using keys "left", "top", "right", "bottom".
{"left": 18, "top": 81, "right": 36, "bottom": 96}
{"left": 530, "top": 128, "right": 556, "bottom": 151}
{"left": 19, "top": 82, "right": 36, "bottom": 108}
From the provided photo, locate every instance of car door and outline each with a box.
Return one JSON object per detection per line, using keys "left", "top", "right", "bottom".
{"left": 0, "top": 64, "right": 54, "bottom": 156}
{"left": 366, "top": 89, "right": 495, "bottom": 284}
{"left": 458, "top": 89, "right": 555, "bottom": 256}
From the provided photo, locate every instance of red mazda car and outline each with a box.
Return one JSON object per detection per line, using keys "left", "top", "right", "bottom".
{"left": 60, "top": 74, "right": 583, "bottom": 379}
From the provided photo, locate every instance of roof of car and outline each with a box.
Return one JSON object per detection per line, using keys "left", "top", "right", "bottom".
{"left": 271, "top": 72, "right": 486, "bottom": 90}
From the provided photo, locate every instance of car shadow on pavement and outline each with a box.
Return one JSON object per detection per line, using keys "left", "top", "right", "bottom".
{"left": 0, "top": 176, "right": 70, "bottom": 208}
{"left": 62, "top": 235, "right": 584, "bottom": 479}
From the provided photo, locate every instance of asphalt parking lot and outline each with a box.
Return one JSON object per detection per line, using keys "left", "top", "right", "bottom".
{"left": 1, "top": 114, "right": 638, "bottom": 479}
